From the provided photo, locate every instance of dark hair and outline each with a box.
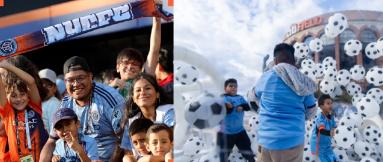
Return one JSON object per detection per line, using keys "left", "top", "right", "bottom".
{"left": 146, "top": 124, "right": 173, "bottom": 142}
{"left": 41, "top": 78, "right": 60, "bottom": 101}
{"left": 318, "top": 94, "right": 331, "bottom": 107}
{"left": 158, "top": 48, "right": 173, "bottom": 73}
{"left": 128, "top": 118, "right": 154, "bottom": 137}
{"left": 103, "top": 69, "right": 119, "bottom": 85}
{"left": 4, "top": 55, "right": 48, "bottom": 100}
{"left": 273, "top": 43, "right": 296, "bottom": 65}
{"left": 224, "top": 78, "right": 237, "bottom": 88}
{"left": 5, "top": 78, "right": 28, "bottom": 95}
{"left": 93, "top": 71, "right": 105, "bottom": 84}
{"left": 116, "top": 48, "right": 144, "bottom": 69}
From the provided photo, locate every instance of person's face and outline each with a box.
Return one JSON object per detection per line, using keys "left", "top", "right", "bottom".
{"left": 64, "top": 68, "right": 93, "bottom": 101}
{"left": 116, "top": 58, "right": 142, "bottom": 81}
{"left": 131, "top": 132, "right": 150, "bottom": 155}
{"left": 7, "top": 89, "right": 29, "bottom": 111}
{"left": 320, "top": 99, "right": 333, "bottom": 115}
{"left": 146, "top": 130, "right": 173, "bottom": 156}
{"left": 225, "top": 83, "right": 237, "bottom": 96}
{"left": 133, "top": 78, "right": 159, "bottom": 109}
{"left": 54, "top": 119, "right": 80, "bottom": 142}
{"left": 42, "top": 79, "right": 56, "bottom": 99}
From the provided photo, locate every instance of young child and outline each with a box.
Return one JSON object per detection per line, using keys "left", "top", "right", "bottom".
{"left": 136, "top": 124, "right": 173, "bottom": 162}
{"left": 217, "top": 78, "right": 255, "bottom": 162}
{"left": 310, "top": 94, "right": 341, "bottom": 162}
{"left": 123, "top": 118, "right": 154, "bottom": 162}
{"left": 0, "top": 59, "right": 48, "bottom": 162}
{"left": 51, "top": 108, "right": 99, "bottom": 162}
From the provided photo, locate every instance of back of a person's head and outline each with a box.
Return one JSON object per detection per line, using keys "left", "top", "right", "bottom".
{"left": 146, "top": 124, "right": 173, "bottom": 142}
{"left": 116, "top": 48, "right": 144, "bottom": 69}
{"left": 224, "top": 78, "right": 237, "bottom": 88}
{"left": 318, "top": 94, "right": 331, "bottom": 107}
{"left": 128, "top": 118, "right": 154, "bottom": 137}
{"left": 93, "top": 71, "right": 105, "bottom": 84}
{"left": 273, "top": 43, "right": 295, "bottom": 65}
{"left": 103, "top": 69, "right": 119, "bottom": 84}
{"left": 158, "top": 48, "right": 173, "bottom": 73}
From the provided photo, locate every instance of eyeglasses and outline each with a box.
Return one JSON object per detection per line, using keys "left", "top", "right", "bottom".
{"left": 119, "top": 60, "right": 141, "bottom": 68}
{"left": 42, "top": 80, "right": 54, "bottom": 88}
{"left": 64, "top": 74, "right": 88, "bottom": 86}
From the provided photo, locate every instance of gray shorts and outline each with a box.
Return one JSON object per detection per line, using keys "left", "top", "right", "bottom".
{"left": 257, "top": 142, "right": 304, "bottom": 162}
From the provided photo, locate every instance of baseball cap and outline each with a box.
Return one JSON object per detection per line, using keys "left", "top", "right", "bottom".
{"left": 39, "top": 69, "right": 57, "bottom": 83}
{"left": 52, "top": 108, "right": 77, "bottom": 129}
{"left": 63, "top": 56, "right": 90, "bottom": 75}
{"left": 56, "top": 79, "right": 66, "bottom": 95}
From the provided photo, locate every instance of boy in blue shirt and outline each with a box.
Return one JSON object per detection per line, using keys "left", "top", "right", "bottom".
{"left": 310, "top": 94, "right": 341, "bottom": 162}
{"left": 217, "top": 78, "right": 255, "bottom": 162}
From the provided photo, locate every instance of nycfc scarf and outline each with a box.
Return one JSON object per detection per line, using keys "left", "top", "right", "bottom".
{"left": 158, "top": 73, "right": 173, "bottom": 87}
{"left": 0, "top": 0, "right": 173, "bottom": 60}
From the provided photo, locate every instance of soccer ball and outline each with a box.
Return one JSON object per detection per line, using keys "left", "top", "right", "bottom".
{"left": 325, "top": 24, "right": 339, "bottom": 38}
{"left": 352, "top": 93, "right": 365, "bottom": 106}
{"left": 247, "top": 129, "right": 257, "bottom": 143}
{"left": 228, "top": 155, "right": 246, "bottom": 162}
{"left": 294, "top": 43, "right": 310, "bottom": 58}
{"left": 356, "top": 96, "right": 380, "bottom": 118}
{"left": 247, "top": 87, "right": 260, "bottom": 113}
{"left": 301, "top": 58, "right": 316, "bottom": 68}
{"left": 333, "top": 147, "right": 349, "bottom": 162}
{"left": 300, "top": 66, "right": 316, "bottom": 81}
{"left": 366, "top": 88, "right": 383, "bottom": 104}
{"left": 360, "top": 157, "right": 377, "bottom": 162}
{"left": 309, "top": 38, "right": 323, "bottom": 52}
{"left": 320, "top": 80, "right": 335, "bottom": 94}
{"left": 376, "top": 36, "right": 383, "bottom": 56}
{"left": 175, "top": 65, "right": 199, "bottom": 85}
{"left": 365, "top": 42, "right": 380, "bottom": 59}
{"left": 363, "top": 125, "right": 381, "bottom": 144}
{"left": 346, "top": 82, "right": 361, "bottom": 96}
{"left": 350, "top": 65, "right": 365, "bottom": 81}
{"left": 248, "top": 116, "right": 259, "bottom": 131}
{"left": 350, "top": 113, "right": 364, "bottom": 128}
{"left": 366, "top": 67, "right": 383, "bottom": 86}
{"left": 338, "top": 116, "right": 356, "bottom": 128}
{"left": 323, "top": 66, "right": 337, "bottom": 80}
{"left": 183, "top": 137, "right": 204, "bottom": 156}
{"left": 334, "top": 126, "right": 356, "bottom": 149}
{"left": 328, "top": 13, "right": 348, "bottom": 35}
{"left": 199, "top": 151, "right": 219, "bottom": 162}
{"left": 315, "top": 63, "right": 324, "bottom": 78}
{"left": 329, "top": 81, "right": 343, "bottom": 99}
{"left": 344, "top": 39, "right": 362, "bottom": 57}
{"left": 337, "top": 69, "right": 351, "bottom": 86}
{"left": 322, "top": 56, "right": 337, "bottom": 68}
{"left": 303, "top": 145, "right": 319, "bottom": 162}
{"left": 354, "top": 140, "right": 376, "bottom": 158}
{"left": 184, "top": 92, "right": 225, "bottom": 129}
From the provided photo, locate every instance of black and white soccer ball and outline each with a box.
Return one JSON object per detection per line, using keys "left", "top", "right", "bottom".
{"left": 323, "top": 66, "right": 337, "bottom": 80}
{"left": 350, "top": 65, "right": 366, "bottom": 81}
{"left": 333, "top": 147, "right": 350, "bottom": 162}
{"left": 339, "top": 116, "right": 356, "bottom": 128}
{"left": 350, "top": 113, "right": 364, "bottom": 128}
{"left": 366, "top": 88, "right": 383, "bottom": 104}
{"left": 199, "top": 151, "right": 219, "bottom": 162}
{"left": 329, "top": 81, "right": 343, "bottom": 99}
{"left": 371, "top": 153, "right": 382, "bottom": 162}
{"left": 294, "top": 42, "right": 310, "bottom": 58}
{"left": 248, "top": 116, "right": 259, "bottom": 131}
{"left": 337, "top": 69, "right": 351, "bottom": 86}
{"left": 247, "top": 129, "right": 257, "bottom": 143}
{"left": 352, "top": 93, "right": 365, "bottom": 106}
{"left": 356, "top": 96, "right": 380, "bottom": 118}
{"left": 303, "top": 145, "right": 319, "bottom": 162}
{"left": 344, "top": 39, "right": 362, "bottom": 57}
{"left": 360, "top": 157, "right": 377, "bottom": 162}
{"left": 334, "top": 126, "right": 356, "bottom": 149}
{"left": 309, "top": 38, "right": 323, "bottom": 52}
{"left": 376, "top": 36, "right": 383, "bottom": 56}
{"left": 322, "top": 56, "right": 337, "bottom": 68}
{"left": 325, "top": 24, "right": 339, "bottom": 38}
{"left": 327, "top": 13, "right": 348, "bottom": 35}
{"left": 346, "top": 82, "right": 361, "bottom": 96}
{"left": 366, "top": 66, "right": 383, "bottom": 86}
{"left": 315, "top": 63, "right": 324, "bottom": 78}
{"left": 301, "top": 58, "right": 316, "bottom": 68}
{"left": 175, "top": 65, "right": 199, "bottom": 85}
{"left": 363, "top": 125, "right": 381, "bottom": 144}
{"left": 183, "top": 136, "right": 204, "bottom": 156}
{"left": 228, "top": 155, "right": 246, "bottom": 162}
{"left": 300, "top": 66, "right": 316, "bottom": 81}
{"left": 320, "top": 79, "right": 335, "bottom": 94}
{"left": 184, "top": 92, "right": 225, "bottom": 129}
{"left": 365, "top": 42, "right": 380, "bottom": 60}
{"left": 354, "top": 140, "right": 376, "bottom": 158}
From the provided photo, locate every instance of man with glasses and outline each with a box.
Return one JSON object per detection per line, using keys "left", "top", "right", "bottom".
{"left": 39, "top": 56, "right": 126, "bottom": 162}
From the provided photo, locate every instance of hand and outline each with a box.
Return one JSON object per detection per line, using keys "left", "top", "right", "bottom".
{"left": 236, "top": 106, "right": 243, "bottom": 112}
{"left": 109, "top": 78, "right": 126, "bottom": 90}
{"left": 0, "top": 60, "right": 9, "bottom": 68}
{"left": 226, "top": 102, "right": 233, "bottom": 108}
{"left": 65, "top": 132, "right": 83, "bottom": 154}
{"left": 330, "top": 129, "right": 335, "bottom": 138}
{"left": 52, "top": 155, "right": 61, "bottom": 162}
{"left": 92, "top": 160, "right": 105, "bottom": 162}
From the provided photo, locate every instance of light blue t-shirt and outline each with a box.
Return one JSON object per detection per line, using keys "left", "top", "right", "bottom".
{"left": 217, "top": 94, "right": 247, "bottom": 134}
{"left": 255, "top": 70, "right": 316, "bottom": 150}
{"left": 310, "top": 112, "right": 337, "bottom": 155}
{"left": 54, "top": 133, "right": 99, "bottom": 161}
{"left": 50, "top": 81, "right": 126, "bottom": 161}
{"left": 120, "top": 105, "right": 174, "bottom": 154}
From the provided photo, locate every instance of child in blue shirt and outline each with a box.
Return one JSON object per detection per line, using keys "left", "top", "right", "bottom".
{"left": 310, "top": 94, "right": 341, "bottom": 162}
{"left": 217, "top": 78, "right": 255, "bottom": 162}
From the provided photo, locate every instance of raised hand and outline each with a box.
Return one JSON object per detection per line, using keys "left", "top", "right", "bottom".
{"left": 109, "top": 78, "right": 126, "bottom": 90}
{"left": 52, "top": 155, "right": 61, "bottom": 162}
{"left": 66, "top": 132, "right": 82, "bottom": 153}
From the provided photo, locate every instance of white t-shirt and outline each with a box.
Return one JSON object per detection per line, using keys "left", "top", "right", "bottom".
{"left": 42, "top": 96, "right": 60, "bottom": 133}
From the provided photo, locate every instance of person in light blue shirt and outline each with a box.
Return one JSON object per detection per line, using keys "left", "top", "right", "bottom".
{"left": 255, "top": 43, "right": 317, "bottom": 162}
{"left": 217, "top": 78, "right": 254, "bottom": 162}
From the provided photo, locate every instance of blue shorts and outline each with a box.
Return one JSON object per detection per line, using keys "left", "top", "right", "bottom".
{"left": 319, "top": 153, "right": 342, "bottom": 162}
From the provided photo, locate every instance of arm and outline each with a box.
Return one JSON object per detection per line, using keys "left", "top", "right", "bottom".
{"left": 0, "top": 74, "right": 6, "bottom": 108}
{"left": 137, "top": 155, "right": 165, "bottom": 162}
{"left": 143, "top": 17, "right": 161, "bottom": 76}
{"left": 123, "top": 155, "right": 137, "bottom": 162}
{"left": 0, "top": 60, "right": 40, "bottom": 104}
{"left": 239, "top": 96, "right": 251, "bottom": 111}
{"left": 77, "top": 149, "right": 92, "bottom": 162}
{"left": 39, "top": 138, "right": 57, "bottom": 162}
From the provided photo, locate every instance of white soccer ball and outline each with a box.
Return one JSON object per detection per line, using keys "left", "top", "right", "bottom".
{"left": 352, "top": 93, "right": 365, "bottom": 107}
{"left": 376, "top": 36, "right": 383, "bottom": 56}
{"left": 365, "top": 42, "right": 380, "bottom": 60}
{"left": 199, "top": 151, "right": 219, "bottom": 162}
{"left": 363, "top": 125, "right": 381, "bottom": 144}
{"left": 185, "top": 92, "right": 225, "bottom": 129}
{"left": 366, "top": 67, "right": 383, "bottom": 86}
{"left": 333, "top": 146, "right": 350, "bottom": 162}
{"left": 175, "top": 65, "right": 199, "bottom": 85}
{"left": 360, "top": 157, "right": 377, "bottom": 162}
{"left": 354, "top": 140, "right": 376, "bottom": 158}
{"left": 328, "top": 13, "right": 348, "bottom": 34}
{"left": 248, "top": 116, "right": 259, "bottom": 131}
{"left": 228, "top": 155, "right": 246, "bottom": 162}
{"left": 322, "top": 56, "right": 337, "bottom": 68}
{"left": 309, "top": 38, "right": 323, "bottom": 52}
{"left": 183, "top": 137, "right": 204, "bottom": 156}
{"left": 366, "top": 88, "right": 383, "bottom": 104}
{"left": 250, "top": 141, "right": 258, "bottom": 156}
{"left": 346, "top": 82, "right": 361, "bottom": 96}
{"left": 247, "top": 129, "right": 257, "bottom": 143}
{"left": 334, "top": 126, "right": 356, "bottom": 149}
{"left": 304, "top": 127, "right": 313, "bottom": 145}
{"left": 329, "top": 81, "right": 343, "bottom": 99}
{"left": 337, "top": 69, "right": 351, "bottom": 86}
{"left": 325, "top": 24, "right": 339, "bottom": 38}
{"left": 350, "top": 113, "right": 364, "bottom": 128}
{"left": 316, "top": 63, "right": 324, "bottom": 78}
{"left": 300, "top": 66, "right": 317, "bottom": 81}
{"left": 294, "top": 43, "right": 310, "bottom": 58}
{"left": 320, "top": 80, "right": 335, "bottom": 94}
{"left": 356, "top": 96, "right": 380, "bottom": 118}
{"left": 323, "top": 66, "right": 337, "bottom": 80}
{"left": 344, "top": 39, "right": 362, "bottom": 56}
{"left": 338, "top": 116, "right": 356, "bottom": 128}
{"left": 350, "top": 65, "right": 366, "bottom": 81}
{"left": 303, "top": 145, "right": 319, "bottom": 162}
{"left": 301, "top": 58, "right": 316, "bottom": 68}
